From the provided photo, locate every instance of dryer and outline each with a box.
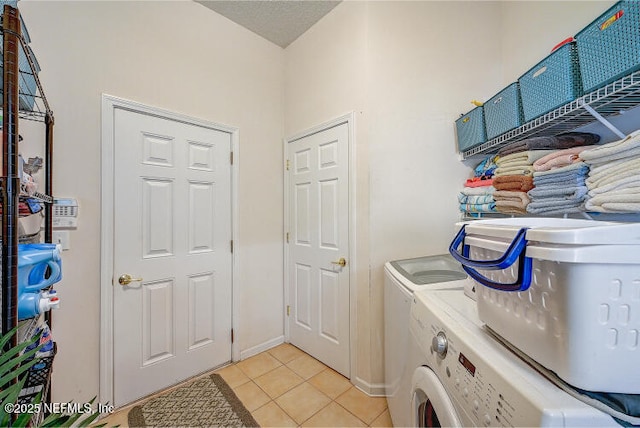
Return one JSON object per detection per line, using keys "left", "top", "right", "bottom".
{"left": 384, "top": 254, "right": 468, "bottom": 428}
{"left": 409, "top": 287, "right": 618, "bottom": 427}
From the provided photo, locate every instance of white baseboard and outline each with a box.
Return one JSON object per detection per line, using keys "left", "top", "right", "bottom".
{"left": 352, "top": 376, "right": 386, "bottom": 397}
{"left": 238, "top": 336, "right": 285, "bottom": 361}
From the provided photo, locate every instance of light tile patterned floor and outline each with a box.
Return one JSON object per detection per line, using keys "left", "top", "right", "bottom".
{"left": 100, "top": 343, "right": 393, "bottom": 427}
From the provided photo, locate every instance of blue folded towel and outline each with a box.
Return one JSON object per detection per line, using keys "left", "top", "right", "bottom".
{"left": 458, "top": 193, "right": 495, "bottom": 205}
{"left": 528, "top": 185, "right": 589, "bottom": 200}
{"left": 533, "top": 164, "right": 589, "bottom": 186}
{"left": 459, "top": 202, "right": 496, "bottom": 213}
{"left": 534, "top": 173, "right": 587, "bottom": 187}
{"left": 526, "top": 206, "right": 585, "bottom": 215}
{"left": 526, "top": 202, "right": 585, "bottom": 215}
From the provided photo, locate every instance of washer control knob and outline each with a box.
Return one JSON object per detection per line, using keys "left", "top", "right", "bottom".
{"left": 432, "top": 332, "right": 448, "bottom": 358}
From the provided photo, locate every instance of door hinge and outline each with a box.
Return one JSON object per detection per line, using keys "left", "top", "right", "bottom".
{"left": 231, "top": 328, "right": 234, "bottom": 343}
{"left": 286, "top": 159, "right": 290, "bottom": 171}
{"left": 286, "top": 232, "right": 289, "bottom": 243}
{"left": 287, "top": 305, "right": 290, "bottom": 316}
{"left": 230, "top": 151, "right": 234, "bottom": 165}
{"left": 230, "top": 240, "right": 234, "bottom": 253}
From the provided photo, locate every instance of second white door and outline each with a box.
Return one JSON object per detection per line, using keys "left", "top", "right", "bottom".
{"left": 287, "top": 122, "right": 350, "bottom": 377}
{"left": 112, "top": 107, "right": 233, "bottom": 407}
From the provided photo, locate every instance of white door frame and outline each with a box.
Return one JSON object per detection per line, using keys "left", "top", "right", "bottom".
{"left": 283, "top": 112, "right": 357, "bottom": 380}
{"left": 99, "top": 94, "right": 240, "bottom": 405}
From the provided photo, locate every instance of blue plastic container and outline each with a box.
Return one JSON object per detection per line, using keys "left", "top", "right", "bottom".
{"left": 18, "top": 243, "right": 62, "bottom": 293}
{"left": 484, "top": 83, "right": 524, "bottom": 139}
{"left": 576, "top": 1, "right": 640, "bottom": 93}
{"left": 455, "top": 106, "right": 486, "bottom": 152}
{"left": 518, "top": 42, "right": 582, "bottom": 122}
{"left": 18, "top": 290, "right": 59, "bottom": 321}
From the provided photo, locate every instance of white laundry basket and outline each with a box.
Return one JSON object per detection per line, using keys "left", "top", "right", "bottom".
{"left": 449, "top": 218, "right": 640, "bottom": 394}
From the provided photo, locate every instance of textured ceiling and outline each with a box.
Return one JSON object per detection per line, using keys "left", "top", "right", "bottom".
{"left": 196, "top": 0, "right": 341, "bottom": 48}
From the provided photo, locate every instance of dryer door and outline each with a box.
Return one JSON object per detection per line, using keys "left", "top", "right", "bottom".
{"left": 411, "top": 366, "right": 462, "bottom": 427}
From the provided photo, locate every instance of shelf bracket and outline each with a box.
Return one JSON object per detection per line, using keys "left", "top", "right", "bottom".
{"left": 582, "top": 103, "right": 626, "bottom": 140}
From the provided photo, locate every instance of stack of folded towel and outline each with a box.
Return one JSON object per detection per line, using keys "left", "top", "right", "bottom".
{"left": 490, "top": 132, "right": 600, "bottom": 215}
{"left": 458, "top": 185, "right": 496, "bottom": 214}
{"left": 459, "top": 155, "right": 497, "bottom": 215}
{"left": 492, "top": 149, "right": 556, "bottom": 214}
{"left": 525, "top": 146, "right": 592, "bottom": 215}
{"left": 579, "top": 130, "right": 640, "bottom": 213}
{"left": 527, "top": 161, "right": 590, "bottom": 215}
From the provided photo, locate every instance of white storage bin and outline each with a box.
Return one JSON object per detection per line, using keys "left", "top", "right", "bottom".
{"left": 449, "top": 218, "right": 640, "bottom": 394}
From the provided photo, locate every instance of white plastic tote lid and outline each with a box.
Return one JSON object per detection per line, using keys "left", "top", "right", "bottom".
{"left": 465, "top": 235, "right": 640, "bottom": 264}
{"left": 457, "top": 218, "right": 640, "bottom": 245}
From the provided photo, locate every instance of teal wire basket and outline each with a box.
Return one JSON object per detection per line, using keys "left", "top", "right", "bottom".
{"left": 518, "top": 42, "right": 582, "bottom": 122}
{"left": 576, "top": 0, "right": 640, "bottom": 93}
{"left": 484, "top": 83, "right": 524, "bottom": 140}
{"left": 455, "top": 106, "right": 486, "bottom": 152}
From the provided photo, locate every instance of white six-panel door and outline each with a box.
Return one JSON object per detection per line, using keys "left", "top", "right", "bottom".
{"left": 112, "top": 108, "right": 232, "bottom": 407}
{"left": 287, "top": 122, "right": 350, "bottom": 377}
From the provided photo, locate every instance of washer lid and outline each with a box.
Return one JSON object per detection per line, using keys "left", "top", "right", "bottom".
{"left": 390, "top": 254, "right": 467, "bottom": 285}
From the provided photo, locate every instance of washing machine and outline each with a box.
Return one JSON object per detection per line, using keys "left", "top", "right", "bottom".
{"left": 384, "top": 254, "right": 468, "bottom": 428}
{"left": 409, "top": 287, "right": 618, "bottom": 427}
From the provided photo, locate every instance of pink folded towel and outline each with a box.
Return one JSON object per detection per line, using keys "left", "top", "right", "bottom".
{"left": 533, "top": 146, "right": 590, "bottom": 172}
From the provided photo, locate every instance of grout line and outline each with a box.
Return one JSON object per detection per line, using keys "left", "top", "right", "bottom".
{"left": 331, "top": 398, "right": 370, "bottom": 427}
{"left": 368, "top": 405, "right": 389, "bottom": 427}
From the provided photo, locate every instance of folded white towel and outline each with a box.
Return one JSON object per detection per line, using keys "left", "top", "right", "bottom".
{"left": 496, "top": 150, "right": 556, "bottom": 165}
{"left": 586, "top": 156, "right": 640, "bottom": 187}
{"left": 590, "top": 186, "right": 640, "bottom": 197}
{"left": 585, "top": 191, "right": 640, "bottom": 212}
{"left": 588, "top": 168, "right": 640, "bottom": 189}
{"left": 580, "top": 129, "right": 640, "bottom": 164}
{"left": 461, "top": 186, "right": 496, "bottom": 196}
{"left": 588, "top": 156, "right": 634, "bottom": 176}
{"left": 588, "top": 175, "right": 640, "bottom": 195}
{"left": 586, "top": 202, "right": 640, "bottom": 212}
{"left": 498, "top": 159, "right": 535, "bottom": 169}
{"left": 494, "top": 165, "right": 534, "bottom": 176}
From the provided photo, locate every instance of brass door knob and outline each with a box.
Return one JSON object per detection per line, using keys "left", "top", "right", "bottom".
{"left": 118, "top": 273, "right": 143, "bottom": 286}
{"left": 331, "top": 257, "right": 347, "bottom": 267}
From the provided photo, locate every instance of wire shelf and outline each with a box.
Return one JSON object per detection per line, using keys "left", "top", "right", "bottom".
{"left": 462, "top": 70, "right": 640, "bottom": 159}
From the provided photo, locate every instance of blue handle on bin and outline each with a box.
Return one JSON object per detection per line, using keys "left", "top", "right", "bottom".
{"left": 23, "top": 260, "right": 61, "bottom": 292}
{"left": 448, "top": 225, "right": 533, "bottom": 292}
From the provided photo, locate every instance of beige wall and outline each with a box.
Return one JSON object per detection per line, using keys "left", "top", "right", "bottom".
{"left": 19, "top": 0, "right": 285, "bottom": 403}
{"left": 499, "top": 1, "right": 615, "bottom": 91}
{"left": 285, "top": 0, "right": 619, "bottom": 390}
{"left": 366, "top": 1, "right": 503, "bottom": 388}
{"left": 285, "top": 1, "right": 502, "bottom": 391}
{"left": 284, "top": 0, "right": 373, "bottom": 388}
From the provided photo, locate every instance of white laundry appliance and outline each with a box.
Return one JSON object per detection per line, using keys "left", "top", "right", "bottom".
{"left": 384, "top": 254, "right": 468, "bottom": 428}
{"left": 408, "top": 286, "right": 618, "bottom": 427}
